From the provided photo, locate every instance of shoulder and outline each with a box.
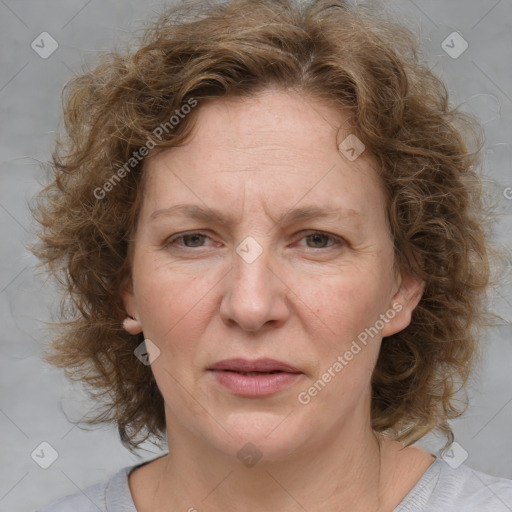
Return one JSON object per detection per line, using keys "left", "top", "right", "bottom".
{"left": 397, "top": 458, "right": 512, "bottom": 511}
{"left": 35, "top": 465, "right": 136, "bottom": 512}
{"left": 429, "top": 460, "right": 512, "bottom": 511}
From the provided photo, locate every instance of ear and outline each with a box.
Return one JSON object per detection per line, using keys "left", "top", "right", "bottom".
{"left": 381, "top": 272, "right": 425, "bottom": 338}
{"left": 121, "top": 276, "right": 142, "bottom": 335}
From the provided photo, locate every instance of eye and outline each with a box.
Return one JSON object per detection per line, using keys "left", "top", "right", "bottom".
{"left": 165, "top": 232, "right": 212, "bottom": 248}
{"left": 299, "top": 231, "right": 343, "bottom": 249}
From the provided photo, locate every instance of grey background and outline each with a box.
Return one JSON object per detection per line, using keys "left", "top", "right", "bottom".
{"left": 0, "top": 0, "right": 511, "bottom": 511}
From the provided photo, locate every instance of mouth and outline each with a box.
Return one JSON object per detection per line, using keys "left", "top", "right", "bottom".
{"left": 207, "top": 358, "right": 302, "bottom": 374}
{"left": 207, "top": 358, "right": 302, "bottom": 396}
{"left": 219, "top": 370, "right": 285, "bottom": 376}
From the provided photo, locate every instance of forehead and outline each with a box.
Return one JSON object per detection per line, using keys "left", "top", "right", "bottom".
{"left": 170, "top": 89, "right": 355, "bottom": 167}
{"left": 141, "top": 89, "right": 386, "bottom": 224}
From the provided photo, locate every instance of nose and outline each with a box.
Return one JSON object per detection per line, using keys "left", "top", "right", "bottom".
{"left": 219, "top": 242, "right": 290, "bottom": 332}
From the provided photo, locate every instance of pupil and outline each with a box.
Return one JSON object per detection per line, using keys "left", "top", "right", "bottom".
{"left": 308, "top": 233, "right": 328, "bottom": 248}
{"left": 184, "top": 234, "right": 204, "bottom": 247}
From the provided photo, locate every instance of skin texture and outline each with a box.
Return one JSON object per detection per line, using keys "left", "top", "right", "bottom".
{"left": 123, "top": 89, "right": 432, "bottom": 512}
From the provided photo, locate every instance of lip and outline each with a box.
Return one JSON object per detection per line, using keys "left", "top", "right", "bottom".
{"left": 208, "top": 358, "right": 301, "bottom": 373}
{"left": 207, "top": 358, "right": 303, "bottom": 397}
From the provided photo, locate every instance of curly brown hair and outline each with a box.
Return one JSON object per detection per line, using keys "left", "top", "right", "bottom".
{"left": 33, "top": 0, "right": 494, "bottom": 451}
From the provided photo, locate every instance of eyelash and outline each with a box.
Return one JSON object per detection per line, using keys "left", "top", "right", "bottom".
{"left": 164, "top": 231, "right": 344, "bottom": 250}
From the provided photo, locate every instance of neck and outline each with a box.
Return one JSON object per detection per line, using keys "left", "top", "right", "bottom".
{"left": 150, "top": 417, "right": 392, "bottom": 512}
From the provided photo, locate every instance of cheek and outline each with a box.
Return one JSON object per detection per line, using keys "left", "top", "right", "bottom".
{"left": 295, "top": 268, "right": 395, "bottom": 403}
{"left": 296, "top": 275, "right": 389, "bottom": 411}
{"left": 133, "top": 259, "right": 220, "bottom": 355}
{"left": 136, "top": 273, "right": 218, "bottom": 407}
{"left": 302, "top": 268, "right": 393, "bottom": 342}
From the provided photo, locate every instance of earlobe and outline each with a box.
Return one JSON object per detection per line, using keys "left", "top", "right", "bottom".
{"left": 120, "top": 277, "right": 142, "bottom": 335}
{"left": 122, "top": 315, "right": 142, "bottom": 335}
{"left": 381, "top": 273, "right": 425, "bottom": 338}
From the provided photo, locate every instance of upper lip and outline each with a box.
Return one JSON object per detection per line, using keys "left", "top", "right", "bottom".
{"left": 207, "top": 358, "right": 301, "bottom": 373}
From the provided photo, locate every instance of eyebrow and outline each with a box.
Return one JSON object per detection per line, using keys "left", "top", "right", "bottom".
{"left": 149, "top": 203, "right": 361, "bottom": 226}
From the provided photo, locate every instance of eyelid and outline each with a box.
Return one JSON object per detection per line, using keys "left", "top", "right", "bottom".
{"left": 295, "top": 230, "right": 345, "bottom": 248}
{"left": 164, "top": 229, "right": 346, "bottom": 249}
{"left": 165, "top": 230, "right": 215, "bottom": 248}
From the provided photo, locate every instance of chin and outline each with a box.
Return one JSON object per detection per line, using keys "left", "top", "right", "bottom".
{"left": 205, "top": 410, "right": 313, "bottom": 464}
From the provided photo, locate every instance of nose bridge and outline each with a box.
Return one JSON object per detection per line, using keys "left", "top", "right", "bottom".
{"left": 232, "top": 234, "right": 272, "bottom": 304}
{"left": 220, "top": 234, "right": 288, "bottom": 331}
{"left": 234, "top": 240, "right": 268, "bottom": 290}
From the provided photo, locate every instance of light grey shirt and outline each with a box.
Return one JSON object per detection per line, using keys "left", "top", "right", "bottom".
{"left": 37, "top": 457, "right": 512, "bottom": 511}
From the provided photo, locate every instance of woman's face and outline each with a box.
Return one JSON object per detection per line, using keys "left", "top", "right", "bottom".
{"left": 124, "top": 89, "right": 423, "bottom": 460}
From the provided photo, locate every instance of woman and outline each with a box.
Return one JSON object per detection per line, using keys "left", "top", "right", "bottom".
{"left": 34, "top": 0, "right": 512, "bottom": 510}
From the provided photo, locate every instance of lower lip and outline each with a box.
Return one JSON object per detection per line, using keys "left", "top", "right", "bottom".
{"left": 209, "top": 370, "right": 302, "bottom": 396}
